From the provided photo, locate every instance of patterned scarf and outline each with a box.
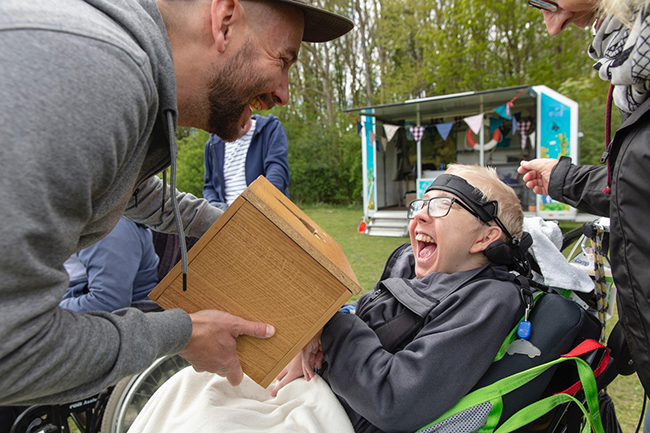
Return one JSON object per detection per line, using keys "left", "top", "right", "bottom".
{"left": 589, "top": 8, "right": 650, "bottom": 115}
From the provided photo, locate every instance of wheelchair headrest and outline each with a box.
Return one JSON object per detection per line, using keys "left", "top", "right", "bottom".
{"left": 485, "top": 231, "right": 533, "bottom": 275}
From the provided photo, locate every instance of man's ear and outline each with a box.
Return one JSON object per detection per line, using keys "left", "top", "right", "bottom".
{"left": 211, "top": 0, "right": 239, "bottom": 53}
{"left": 470, "top": 226, "right": 503, "bottom": 254}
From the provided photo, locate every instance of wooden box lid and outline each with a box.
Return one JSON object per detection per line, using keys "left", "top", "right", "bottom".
{"left": 149, "top": 176, "right": 361, "bottom": 387}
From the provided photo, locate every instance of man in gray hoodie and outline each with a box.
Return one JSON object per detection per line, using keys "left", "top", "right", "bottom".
{"left": 0, "top": 0, "right": 352, "bottom": 404}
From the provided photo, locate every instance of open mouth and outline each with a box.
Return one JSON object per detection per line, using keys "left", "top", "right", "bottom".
{"left": 249, "top": 96, "right": 264, "bottom": 111}
{"left": 415, "top": 233, "right": 437, "bottom": 260}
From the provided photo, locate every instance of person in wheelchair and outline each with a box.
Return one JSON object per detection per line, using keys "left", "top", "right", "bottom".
{"left": 130, "top": 164, "right": 532, "bottom": 433}
{"left": 60, "top": 216, "right": 161, "bottom": 313}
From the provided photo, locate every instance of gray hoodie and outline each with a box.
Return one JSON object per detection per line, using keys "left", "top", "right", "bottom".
{"left": 0, "top": 0, "right": 221, "bottom": 404}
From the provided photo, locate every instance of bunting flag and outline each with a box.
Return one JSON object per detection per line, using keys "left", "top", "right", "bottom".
{"left": 409, "top": 126, "right": 426, "bottom": 142}
{"left": 356, "top": 121, "right": 362, "bottom": 135}
{"left": 529, "top": 131, "right": 536, "bottom": 150}
{"left": 517, "top": 119, "right": 532, "bottom": 151}
{"left": 494, "top": 103, "right": 511, "bottom": 120}
{"left": 489, "top": 118, "right": 504, "bottom": 134}
{"left": 494, "top": 89, "right": 526, "bottom": 120}
{"left": 369, "top": 132, "right": 376, "bottom": 144}
{"left": 511, "top": 116, "right": 518, "bottom": 136}
{"left": 383, "top": 124, "right": 401, "bottom": 142}
{"left": 463, "top": 113, "right": 484, "bottom": 135}
{"left": 435, "top": 122, "right": 453, "bottom": 141}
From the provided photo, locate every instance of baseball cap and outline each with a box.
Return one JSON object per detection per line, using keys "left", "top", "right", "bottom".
{"left": 272, "top": 0, "right": 354, "bottom": 42}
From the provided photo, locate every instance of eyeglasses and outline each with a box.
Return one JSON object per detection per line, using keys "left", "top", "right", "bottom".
{"left": 527, "top": 0, "right": 558, "bottom": 12}
{"left": 408, "top": 197, "right": 479, "bottom": 220}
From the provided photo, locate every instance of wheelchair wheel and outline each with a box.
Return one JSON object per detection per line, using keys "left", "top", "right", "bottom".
{"left": 10, "top": 405, "right": 66, "bottom": 433}
{"left": 100, "top": 354, "right": 190, "bottom": 433}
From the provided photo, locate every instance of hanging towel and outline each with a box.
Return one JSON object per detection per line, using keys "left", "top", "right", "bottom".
{"left": 524, "top": 217, "right": 594, "bottom": 293}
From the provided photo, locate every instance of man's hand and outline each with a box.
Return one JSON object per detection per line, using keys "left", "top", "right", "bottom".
{"left": 518, "top": 158, "right": 559, "bottom": 196}
{"left": 179, "top": 310, "right": 275, "bottom": 386}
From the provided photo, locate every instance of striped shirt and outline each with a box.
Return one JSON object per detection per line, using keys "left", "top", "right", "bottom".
{"left": 223, "top": 118, "right": 256, "bottom": 205}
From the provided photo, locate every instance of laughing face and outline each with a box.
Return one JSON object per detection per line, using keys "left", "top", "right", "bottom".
{"left": 206, "top": 39, "right": 275, "bottom": 141}
{"left": 205, "top": 4, "right": 303, "bottom": 141}
{"left": 408, "top": 190, "right": 494, "bottom": 278}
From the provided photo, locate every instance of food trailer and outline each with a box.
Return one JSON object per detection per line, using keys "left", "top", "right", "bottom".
{"left": 346, "top": 85, "right": 579, "bottom": 236}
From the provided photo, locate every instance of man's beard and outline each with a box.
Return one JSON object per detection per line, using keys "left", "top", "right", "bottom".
{"left": 206, "top": 39, "right": 275, "bottom": 141}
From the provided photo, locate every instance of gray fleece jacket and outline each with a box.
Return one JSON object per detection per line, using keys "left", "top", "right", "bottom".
{"left": 0, "top": 0, "right": 221, "bottom": 404}
{"left": 321, "top": 244, "right": 524, "bottom": 432}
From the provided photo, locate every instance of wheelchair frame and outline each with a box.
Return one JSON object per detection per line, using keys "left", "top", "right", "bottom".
{"left": 9, "top": 355, "right": 189, "bottom": 433}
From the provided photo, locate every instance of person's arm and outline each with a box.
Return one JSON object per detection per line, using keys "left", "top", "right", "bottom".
{"left": 123, "top": 176, "right": 222, "bottom": 239}
{"left": 547, "top": 156, "right": 610, "bottom": 216}
{"left": 261, "top": 118, "right": 290, "bottom": 195}
{"left": 59, "top": 218, "right": 144, "bottom": 313}
{"left": 519, "top": 157, "right": 610, "bottom": 216}
{"left": 320, "top": 281, "right": 521, "bottom": 432}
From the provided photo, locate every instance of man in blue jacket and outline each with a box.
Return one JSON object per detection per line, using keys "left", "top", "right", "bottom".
{"left": 203, "top": 114, "right": 290, "bottom": 209}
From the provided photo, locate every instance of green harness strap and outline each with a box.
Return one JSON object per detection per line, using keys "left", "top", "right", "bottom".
{"left": 417, "top": 348, "right": 605, "bottom": 433}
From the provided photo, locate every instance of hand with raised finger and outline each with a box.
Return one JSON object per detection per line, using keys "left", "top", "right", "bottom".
{"left": 301, "top": 329, "right": 323, "bottom": 381}
{"left": 271, "top": 354, "right": 304, "bottom": 397}
{"left": 518, "top": 158, "right": 559, "bottom": 196}
{"left": 178, "top": 309, "right": 275, "bottom": 386}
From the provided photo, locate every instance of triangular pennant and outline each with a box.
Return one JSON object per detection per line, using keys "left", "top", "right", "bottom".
{"left": 463, "top": 114, "right": 484, "bottom": 135}
{"left": 511, "top": 116, "right": 518, "bottom": 136}
{"left": 369, "top": 132, "right": 376, "bottom": 143}
{"left": 356, "top": 121, "right": 362, "bottom": 135}
{"left": 517, "top": 119, "right": 532, "bottom": 151}
{"left": 494, "top": 103, "right": 512, "bottom": 120}
{"left": 435, "top": 122, "right": 453, "bottom": 141}
{"left": 529, "top": 131, "right": 536, "bottom": 150}
{"left": 383, "top": 124, "right": 400, "bottom": 142}
{"left": 409, "top": 126, "right": 426, "bottom": 142}
{"left": 489, "top": 118, "right": 504, "bottom": 134}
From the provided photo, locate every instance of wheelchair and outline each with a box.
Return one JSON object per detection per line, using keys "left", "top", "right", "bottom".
{"left": 9, "top": 355, "right": 190, "bottom": 433}
{"left": 483, "top": 217, "right": 633, "bottom": 433}
{"left": 9, "top": 221, "right": 633, "bottom": 433}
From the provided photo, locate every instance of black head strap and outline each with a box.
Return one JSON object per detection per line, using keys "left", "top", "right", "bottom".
{"left": 426, "top": 174, "right": 497, "bottom": 224}
{"left": 426, "top": 174, "right": 532, "bottom": 276}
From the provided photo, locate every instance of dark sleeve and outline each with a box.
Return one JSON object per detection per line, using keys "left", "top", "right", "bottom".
{"left": 59, "top": 219, "right": 142, "bottom": 312}
{"left": 261, "top": 119, "right": 290, "bottom": 196}
{"left": 320, "top": 281, "right": 521, "bottom": 432}
{"left": 548, "top": 156, "right": 610, "bottom": 216}
{"left": 202, "top": 136, "right": 220, "bottom": 205}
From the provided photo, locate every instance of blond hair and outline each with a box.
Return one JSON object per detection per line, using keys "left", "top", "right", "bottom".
{"left": 445, "top": 164, "right": 524, "bottom": 241}
{"left": 598, "top": 0, "right": 649, "bottom": 27}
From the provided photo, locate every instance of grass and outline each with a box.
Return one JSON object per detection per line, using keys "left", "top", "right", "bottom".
{"left": 301, "top": 204, "right": 647, "bottom": 431}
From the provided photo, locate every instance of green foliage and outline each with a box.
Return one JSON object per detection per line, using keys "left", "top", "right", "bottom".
{"left": 558, "top": 76, "right": 622, "bottom": 166}
{"left": 174, "top": 128, "right": 208, "bottom": 198}
{"left": 278, "top": 109, "right": 362, "bottom": 204}
{"left": 170, "top": 1, "right": 614, "bottom": 206}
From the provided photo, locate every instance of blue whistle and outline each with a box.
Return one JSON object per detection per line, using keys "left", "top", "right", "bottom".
{"left": 517, "top": 320, "right": 532, "bottom": 340}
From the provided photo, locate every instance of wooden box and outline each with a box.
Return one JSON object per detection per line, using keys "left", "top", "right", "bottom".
{"left": 149, "top": 176, "right": 362, "bottom": 388}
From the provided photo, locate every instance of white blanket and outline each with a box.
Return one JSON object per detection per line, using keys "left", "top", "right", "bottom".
{"left": 524, "top": 217, "right": 594, "bottom": 293}
{"left": 128, "top": 367, "right": 354, "bottom": 433}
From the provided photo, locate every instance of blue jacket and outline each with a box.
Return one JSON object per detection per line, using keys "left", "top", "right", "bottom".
{"left": 203, "top": 114, "right": 290, "bottom": 205}
{"left": 60, "top": 217, "right": 160, "bottom": 313}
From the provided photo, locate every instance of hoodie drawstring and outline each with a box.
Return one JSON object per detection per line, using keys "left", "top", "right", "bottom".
{"left": 166, "top": 111, "right": 188, "bottom": 291}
